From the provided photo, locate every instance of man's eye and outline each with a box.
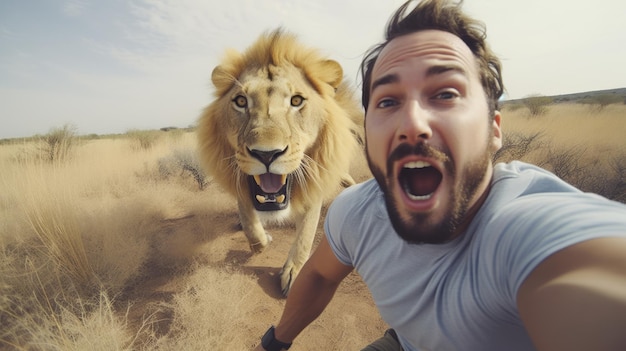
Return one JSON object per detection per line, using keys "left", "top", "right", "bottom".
{"left": 376, "top": 98, "right": 398, "bottom": 108}
{"left": 435, "top": 91, "right": 458, "bottom": 100}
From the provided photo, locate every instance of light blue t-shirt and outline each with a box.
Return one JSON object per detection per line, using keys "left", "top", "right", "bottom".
{"left": 325, "top": 161, "right": 626, "bottom": 351}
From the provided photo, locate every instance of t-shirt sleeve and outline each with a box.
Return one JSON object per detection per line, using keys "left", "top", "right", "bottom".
{"left": 487, "top": 192, "right": 626, "bottom": 301}
{"left": 324, "top": 187, "right": 358, "bottom": 266}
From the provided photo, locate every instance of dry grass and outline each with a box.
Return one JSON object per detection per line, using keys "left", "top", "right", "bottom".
{"left": 502, "top": 103, "right": 625, "bottom": 151}
{"left": 0, "top": 132, "right": 224, "bottom": 350}
{"left": 0, "top": 102, "right": 624, "bottom": 350}
{"left": 498, "top": 103, "right": 626, "bottom": 202}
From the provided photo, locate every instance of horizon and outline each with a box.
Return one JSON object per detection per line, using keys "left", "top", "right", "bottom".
{"left": 2, "top": 86, "right": 624, "bottom": 141}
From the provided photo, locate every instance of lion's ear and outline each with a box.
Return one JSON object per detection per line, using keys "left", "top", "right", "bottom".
{"left": 211, "top": 65, "right": 234, "bottom": 96}
{"left": 313, "top": 59, "right": 343, "bottom": 89}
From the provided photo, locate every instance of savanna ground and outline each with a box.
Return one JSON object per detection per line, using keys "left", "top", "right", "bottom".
{"left": 1, "top": 101, "right": 625, "bottom": 350}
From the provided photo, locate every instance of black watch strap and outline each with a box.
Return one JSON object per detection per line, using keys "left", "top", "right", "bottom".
{"left": 261, "top": 326, "right": 292, "bottom": 351}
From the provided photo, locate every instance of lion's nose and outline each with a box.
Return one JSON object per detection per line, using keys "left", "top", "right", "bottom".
{"left": 248, "top": 147, "right": 287, "bottom": 168}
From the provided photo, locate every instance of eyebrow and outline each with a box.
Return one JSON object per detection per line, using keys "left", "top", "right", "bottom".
{"left": 371, "top": 73, "right": 399, "bottom": 94}
{"left": 426, "top": 64, "right": 467, "bottom": 77}
{"left": 370, "top": 64, "right": 468, "bottom": 93}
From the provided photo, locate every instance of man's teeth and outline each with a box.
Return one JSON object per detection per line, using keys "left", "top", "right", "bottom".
{"left": 403, "top": 161, "right": 431, "bottom": 169}
{"left": 403, "top": 161, "right": 434, "bottom": 200}
{"left": 406, "top": 192, "right": 433, "bottom": 201}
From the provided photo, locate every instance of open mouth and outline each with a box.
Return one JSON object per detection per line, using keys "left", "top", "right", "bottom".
{"left": 399, "top": 161, "right": 442, "bottom": 201}
{"left": 247, "top": 173, "right": 292, "bottom": 211}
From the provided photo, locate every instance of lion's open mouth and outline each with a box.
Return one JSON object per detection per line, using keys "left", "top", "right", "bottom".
{"left": 247, "top": 173, "right": 292, "bottom": 211}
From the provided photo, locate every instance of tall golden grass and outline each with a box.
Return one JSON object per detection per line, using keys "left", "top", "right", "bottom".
{"left": 0, "top": 132, "right": 222, "bottom": 350}
{"left": 498, "top": 103, "right": 626, "bottom": 202}
{"left": 0, "top": 102, "right": 624, "bottom": 350}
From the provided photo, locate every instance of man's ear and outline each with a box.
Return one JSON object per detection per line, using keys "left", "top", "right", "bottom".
{"left": 491, "top": 110, "right": 502, "bottom": 152}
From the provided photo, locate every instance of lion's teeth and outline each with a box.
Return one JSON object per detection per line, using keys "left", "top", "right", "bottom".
{"left": 256, "top": 195, "right": 266, "bottom": 204}
{"left": 276, "top": 195, "right": 285, "bottom": 203}
{"left": 253, "top": 175, "right": 261, "bottom": 186}
{"left": 404, "top": 161, "right": 431, "bottom": 169}
{"left": 280, "top": 174, "right": 287, "bottom": 185}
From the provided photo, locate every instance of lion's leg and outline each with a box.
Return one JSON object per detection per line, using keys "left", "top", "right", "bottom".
{"left": 279, "top": 203, "right": 322, "bottom": 296}
{"left": 238, "top": 199, "right": 271, "bottom": 253}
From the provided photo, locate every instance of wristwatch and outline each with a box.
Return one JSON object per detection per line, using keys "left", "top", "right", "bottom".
{"left": 261, "top": 325, "right": 292, "bottom": 351}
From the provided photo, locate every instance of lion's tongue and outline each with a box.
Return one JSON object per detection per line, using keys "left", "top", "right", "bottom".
{"left": 259, "top": 173, "right": 284, "bottom": 193}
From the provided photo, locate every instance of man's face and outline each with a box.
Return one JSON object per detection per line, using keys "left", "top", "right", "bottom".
{"left": 365, "top": 30, "right": 502, "bottom": 244}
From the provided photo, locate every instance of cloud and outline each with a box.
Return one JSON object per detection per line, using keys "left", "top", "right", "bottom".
{"left": 63, "top": 0, "right": 88, "bottom": 17}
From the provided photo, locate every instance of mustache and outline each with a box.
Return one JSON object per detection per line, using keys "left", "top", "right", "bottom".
{"left": 386, "top": 142, "right": 450, "bottom": 174}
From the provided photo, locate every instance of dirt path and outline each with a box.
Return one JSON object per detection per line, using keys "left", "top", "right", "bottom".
{"left": 121, "top": 181, "right": 388, "bottom": 350}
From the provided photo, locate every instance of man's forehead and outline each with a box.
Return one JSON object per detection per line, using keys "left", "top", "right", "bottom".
{"left": 372, "top": 29, "right": 476, "bottom": 79}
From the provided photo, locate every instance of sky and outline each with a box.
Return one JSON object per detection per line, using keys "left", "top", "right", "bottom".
{"left": 1, "top": 0, "right": 625, "bottom": 139}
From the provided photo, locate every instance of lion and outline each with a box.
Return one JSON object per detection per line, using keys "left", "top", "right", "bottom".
{"left": 197, "top": 29, "right": 363, "bottom": 296}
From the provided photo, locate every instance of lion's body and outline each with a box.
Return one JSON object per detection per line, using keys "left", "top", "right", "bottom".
{"left": 197, "top": 29, "right": 363, "bottom": 295}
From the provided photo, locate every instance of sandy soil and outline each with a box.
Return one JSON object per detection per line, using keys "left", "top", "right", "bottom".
{"left": 121, "top": 156, "right": 388, "bottom": 350}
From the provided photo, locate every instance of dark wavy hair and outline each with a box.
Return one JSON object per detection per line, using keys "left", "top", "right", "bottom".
{"left": 360, "top": 0, "right": 504, "bottom": 118}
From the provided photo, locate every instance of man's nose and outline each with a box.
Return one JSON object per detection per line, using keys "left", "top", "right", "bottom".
{"left": 397, "top": 100, "right": 433, "bottom": 143}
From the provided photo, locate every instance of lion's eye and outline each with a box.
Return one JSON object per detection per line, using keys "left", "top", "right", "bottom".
{"left": 232, "top": 95, "right": 248, "bottom": 108}
{"left": 290, "top": 95, "right": 304, "bottom": 107}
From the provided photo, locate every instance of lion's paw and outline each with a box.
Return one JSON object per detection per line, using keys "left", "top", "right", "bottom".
{"left": 249, "top": 233, "right": 272, "bottom": 253}
{"left": 279, "top": 261, "right": 301, "bottom": 297}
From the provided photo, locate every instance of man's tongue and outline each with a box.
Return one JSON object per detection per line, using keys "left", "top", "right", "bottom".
{"left": 405, "top": 167, "right": 441, "bottom": 196}
{"left": 259, "top": 173, "right": 284, "bottom": 193}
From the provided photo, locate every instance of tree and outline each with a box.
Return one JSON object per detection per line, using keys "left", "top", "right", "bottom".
{"left": 522, "top": 94, "right": 552, "bottom": 117}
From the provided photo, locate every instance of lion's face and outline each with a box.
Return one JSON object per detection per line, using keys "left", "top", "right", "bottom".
{"left": 215, "top": 62, "right": 335, "bottom": 211}
{"left": 198, "top": 30, "right": 362, "bottom": 218}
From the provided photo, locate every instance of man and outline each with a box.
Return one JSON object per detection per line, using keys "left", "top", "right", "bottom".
{"left": 254, "top": 0, "right": 626, "bottom": 350}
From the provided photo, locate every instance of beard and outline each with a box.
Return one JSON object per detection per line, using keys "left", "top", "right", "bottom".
{"left": 367, "top": 141, "right": 492, "bottom": 245}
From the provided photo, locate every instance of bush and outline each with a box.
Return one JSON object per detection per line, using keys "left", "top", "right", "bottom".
{"left": 579, "top": 93, "right": 623, "bottom": 112}
{"left": 493, "top": 131, "right": 544, "bottom": 163}
{"left": 158, "top": 148, "right": 208, "bottom": 190}
{"left": 39, "top": 123, "right": 77, "bottom": 162}
{"left": 539, "top": 145, "right": 586, "bottom": 181}
{"left": 126, "top": 129, "right": 162, "bottom": 150}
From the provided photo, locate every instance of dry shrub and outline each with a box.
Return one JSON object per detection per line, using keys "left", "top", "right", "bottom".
{"left": 38, "top": 123, "right": 78, "bottom": 163}
{"left": 5, "top": 292, "right": 144, "bottom": 351}
{"left": 126, "top": 129, "right": 163, "bottom": 151}
{"left": 157, "top": 148, "right": 209, "bottom": 190}
{"left": 152, "top": 266, "right": 259, "bottom": 350}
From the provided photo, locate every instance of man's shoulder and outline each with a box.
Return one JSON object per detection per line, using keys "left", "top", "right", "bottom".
{"left": 334, "top": 177, "right": 381, "bottom": 204}
{"left": 327, "top": 178, "right": 385, "bottom": 224}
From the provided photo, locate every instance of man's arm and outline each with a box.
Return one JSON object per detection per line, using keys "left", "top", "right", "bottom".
{"left": 254, "top": 235, "right": 354, "bottom": 350}
{"left": 517, "top": 237, "right": 626, "bottom": 351}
